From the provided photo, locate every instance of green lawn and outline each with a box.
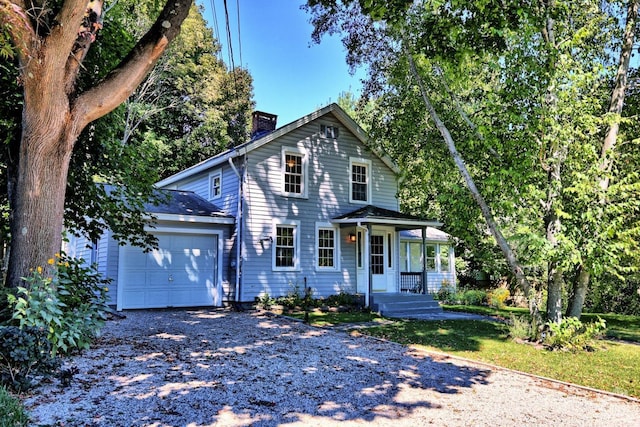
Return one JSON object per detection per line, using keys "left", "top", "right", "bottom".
{"left": 285, "top": 308, "right": 640, "bottom": 399}
{"left": 443, "top": 304, "right": 640, "bottom": 343}
{"left": 362, "top": 318, "right": 640, "bottom": 399}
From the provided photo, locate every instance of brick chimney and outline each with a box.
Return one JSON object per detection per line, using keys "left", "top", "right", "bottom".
{"left": 251, "top": 111, "right": 277, "bottom": 138}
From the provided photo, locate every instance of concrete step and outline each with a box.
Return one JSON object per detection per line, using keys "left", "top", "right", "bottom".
{"left": 371, "top": 293, "right": 443, "bottom": 317}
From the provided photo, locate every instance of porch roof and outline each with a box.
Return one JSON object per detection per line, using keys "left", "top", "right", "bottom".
{"left": 332, "top": 205, "right": 442, "bottom": 230}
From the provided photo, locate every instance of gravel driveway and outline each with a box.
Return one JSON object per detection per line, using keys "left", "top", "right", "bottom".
{"left": 24, "top": 309, "right": 640, "bottom": 426}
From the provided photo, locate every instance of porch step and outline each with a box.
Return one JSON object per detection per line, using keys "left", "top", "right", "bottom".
{"left": 371, "top": 293, "right": 443, "bottom": 318}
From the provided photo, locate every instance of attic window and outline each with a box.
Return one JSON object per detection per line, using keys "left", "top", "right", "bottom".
{"left": 320, "top": 124, "right": 339, "bottom": 139}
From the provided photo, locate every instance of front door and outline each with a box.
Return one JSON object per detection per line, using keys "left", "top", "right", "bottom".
{"left": 370, "top": 229, "right": 396, "bottom": 292}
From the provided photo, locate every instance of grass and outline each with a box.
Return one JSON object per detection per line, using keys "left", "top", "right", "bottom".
{"left": 443, "top": 304, "right": 640, "bottom": 343}
{"left": 283, "top": 307, "right": 640, "bottom": 399}
{"left": 286, "top": 310, "right": 381, "bottom": 327}
{"left": 362, "top": 318, "right": 640, "bottom": 398}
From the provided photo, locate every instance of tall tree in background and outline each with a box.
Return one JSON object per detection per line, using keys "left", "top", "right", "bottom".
{"left": 306, "top": 0, "right": 640, "bottom": 321}
{"left": 1, "top": 2, "right": 255, "bottom": 273}
{"left": 0, "top": 0, "right": 193, "bottom": 287}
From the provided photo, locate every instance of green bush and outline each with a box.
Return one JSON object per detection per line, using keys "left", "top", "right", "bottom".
{"left": 324, "top": 292, "right": 359, "bottom": 307}
{"left": 0, "top": 326, "right": 59, "bottom": 391}
{"left": 436, "top": 283, "right": 456, "bottom": 303}
{"left": 544, "top": 316, "right": 607, "bottom": 352}
{"left": 0, "top": 385, "right": 29, "bottom": 426}
{"left": 487, "top": 288, "right": 510, "bottom": 309}
{"left": 507, "top": 314, "right": 535, "bottom": 341}
{"left": 459, "top": 289, "right": 487, "bottom": 306}
{"left": 256, "top": 293, "right": 276, "bottom": 309}
{"left": 7, "top": 254, "right": 110, "bottom": 357}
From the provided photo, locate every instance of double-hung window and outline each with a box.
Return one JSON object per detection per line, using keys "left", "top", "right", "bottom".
{"left": 349, "top": 158, "right": 371, "bottom": 203}
{"left": 209, "top": 170, "right": 222, "bottom": 200}
{"left": 316, "top": 223, "right": 339, "bottom": 270}
{"left": 273, "top": 220, "right": 300, "bottom": 271}
{"left": 282, "top": 147, "right": 307, "bottom": 198}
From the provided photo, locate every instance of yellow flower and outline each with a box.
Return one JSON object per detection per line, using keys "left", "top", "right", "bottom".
{"left": 36, "top": 266, "right": 43, "bottom": 274}
{"left": 47, "top": 258, "right": 55, "bottom": 265}
{"left": 55, "top": 253, "right": 61, "bottom": 258}
{"left": 103, "top": 287, "right": 109, "bottom": 292}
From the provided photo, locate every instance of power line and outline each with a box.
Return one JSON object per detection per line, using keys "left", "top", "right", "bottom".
{"left": 223, "top": 0, "right": 236, "bottom": 72}
{"left": 236, "top": 0, "right": 243, "bottom": 67}
{"left": 210, "top": 0, "right": 221, "bottom": 60}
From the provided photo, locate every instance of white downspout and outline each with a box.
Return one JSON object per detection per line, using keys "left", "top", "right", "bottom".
{"left": 228, "top": 154, "right": 243, "bottom": 304}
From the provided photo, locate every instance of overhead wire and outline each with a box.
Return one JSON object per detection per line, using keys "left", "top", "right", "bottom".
{"left": 209, "top": 0, "right": 221, "bottom": 60}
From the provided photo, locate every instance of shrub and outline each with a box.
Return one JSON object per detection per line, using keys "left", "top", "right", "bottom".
{"left": 487, "top": 287, "right": 510, "bottom": 309}
{"left": 459, "top": 289, "right": 487, "bottom": 306}
{"left": 7, "top": 254, "right": 110, "bottom": 357}
{"left": 324, "top": 292, "right": 358, "bottom": 307}
{"left": 256, "top": 293, "right": 276, "bottom": 309}
{"left": 0, "top": 326, "right": 59, "bottom": 391}
{"left": 507, "top": 315, "right": 534, "bottom": 341}
{"left": 544, "top": 316, "right": 607, "bottom": 352}
{"left": 436, "top": 283, "right": 456, "bottom": 303}
{"left": 0, "top": 385, "right": 29, "bottom": 426}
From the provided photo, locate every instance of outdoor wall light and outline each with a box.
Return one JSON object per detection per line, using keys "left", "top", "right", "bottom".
{"left": 348, "top": 233, "right": 357, "bottom": 243}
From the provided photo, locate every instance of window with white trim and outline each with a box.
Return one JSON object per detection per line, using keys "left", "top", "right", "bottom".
{"left": 440, "top": 244, "right": 451, "bottom": 272}
{"left": 209, "top": 170, "right": 222, "bottom": 200}
{"left": 282, "top": 147, "right": 307, "bottom": 197}
{"left": 320, "top": 124, "right": 339, "bottom": 139}
{"left": 273, "top": 220, "right": 300, "bottom": 271}
{"left": 350, "top": 158, "right": 371, "bottom": 203}
{"left": 316, "top": 223, "right": 339, "bottom": 270}
{"left": 426, "top": 244, "right": 437, "bottom": 271}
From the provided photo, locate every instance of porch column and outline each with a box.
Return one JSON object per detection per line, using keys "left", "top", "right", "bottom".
{"left": 367, "top": 223, "right": 373, "bottom": 308}
{"left": 421, "top": 226, "right": 427, "bottom": 295}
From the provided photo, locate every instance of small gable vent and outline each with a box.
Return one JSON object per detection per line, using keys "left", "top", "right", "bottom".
{"left": 251, "top": 111, "right": 278, "bottom": 138}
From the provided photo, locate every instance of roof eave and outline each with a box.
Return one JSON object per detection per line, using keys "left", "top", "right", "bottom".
{"left": 147, "top": 213, "right": 235, "bottom": 225}
{"left": 332, "top": 218, "right": 443, "bottom": 228}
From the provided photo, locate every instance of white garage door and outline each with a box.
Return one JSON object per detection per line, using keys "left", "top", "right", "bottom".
{"left": 118, "top": 232, "right": 221, "bottom": 309}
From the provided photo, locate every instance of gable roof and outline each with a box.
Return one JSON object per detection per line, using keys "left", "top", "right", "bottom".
{"left": 332, "top": 205, "right": 441, "bottom": 230}
{"left": 156, "top": 103, "right": 399, "bottom": 188}
{"left": 146, "top": 189, "right": 234, "bottom": 224}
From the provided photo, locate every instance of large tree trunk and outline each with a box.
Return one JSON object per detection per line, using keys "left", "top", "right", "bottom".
{"left": 1, "top": 0, "right": 193, "bottom": 287}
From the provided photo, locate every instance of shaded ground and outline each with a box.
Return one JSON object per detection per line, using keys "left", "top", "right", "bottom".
{"left": 23, "top": 309, "right": 640, "bottom": 426}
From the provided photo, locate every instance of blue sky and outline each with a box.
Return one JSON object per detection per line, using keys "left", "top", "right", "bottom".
{"left": 199, "top": 1, "right": 365, "bottom": 126}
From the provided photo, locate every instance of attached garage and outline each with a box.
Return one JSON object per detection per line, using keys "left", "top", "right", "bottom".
{"left": 117, "top": 231, "right": 222, "bottom": 310}
{"left": 104, "top": 189, "right": 235, "bottom": 311}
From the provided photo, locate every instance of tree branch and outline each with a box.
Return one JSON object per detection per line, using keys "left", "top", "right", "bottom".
{"left": 0, "top": 0, "right": 37, "bottom": 65}
{"left": 71, "top": 0, "right": 193, "bottom": 134}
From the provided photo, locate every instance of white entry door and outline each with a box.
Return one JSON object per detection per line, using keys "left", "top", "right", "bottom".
{"left": 118, "top": 232, "right": 221, "bottom": 310}
{"left": 370, "top": 229, "right": 396, "bottom": 292}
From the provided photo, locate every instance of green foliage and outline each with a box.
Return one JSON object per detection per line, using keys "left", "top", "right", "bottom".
{"left": 305, "top": 0, "right": 640, "bottom": 320}
{"left": 256, "top": 293, "right": 276, "bottom": 309}
{"left": 0, "top": 326, "right": 59, "bottom": 392}
{"left": 458, "top": 289, "right": 487, "bottom": 306}
{"left": 323, "top": 291, "right": 360, "bottom": 307}
{"left": 544, "top": 316, "right": 607, "bottom": 352}
{"left": 487, "top": 287, "right": 510, "bottom": 309}
{"left": 507, "top": 314, "right": 535, "bottom": 341}
{"left": 436, "top": 283, "right": 456, "bottom": 303}
{"left": 586, "top": 276, "right": 640, "bottom": 316}
{"left": 0, "top": 385, "right": 29, "bottom": 426}
{"left": 6, "top": 256, "right": 110, "bottom": 357}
